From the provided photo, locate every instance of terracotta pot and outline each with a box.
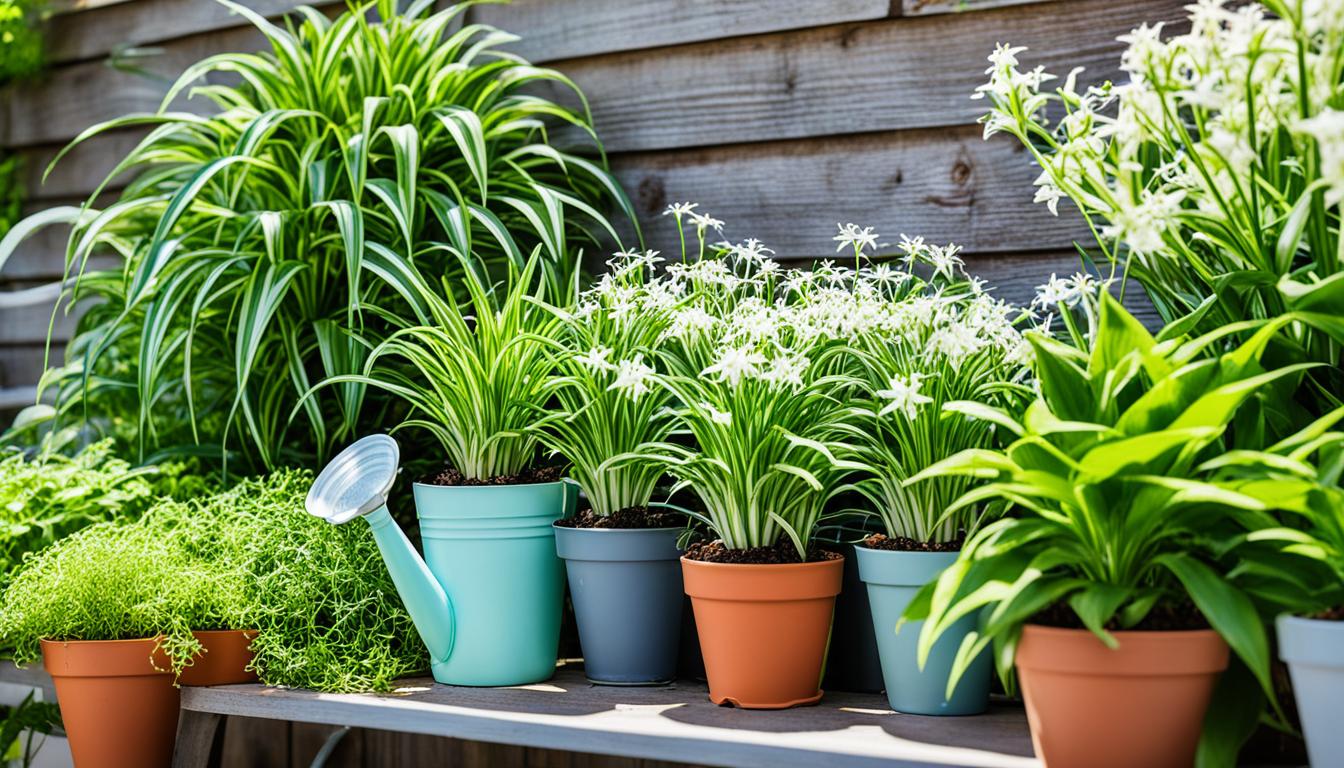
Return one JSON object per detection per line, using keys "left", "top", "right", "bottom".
{"left": 177, "top": 630, "right": 259, "bottom": 686}
{"left": 682, "top": 556, "right": 843, "bottom": 709}
{"left": 42, "top": 637, "right": 180, "bottom": 768}
{"left": 1016, "top": 625, "right": 1229, "bottom": 768}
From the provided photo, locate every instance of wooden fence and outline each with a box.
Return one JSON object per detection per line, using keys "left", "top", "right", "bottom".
{"left": 0, "top": 0, "right": 1188, "bottom": 764}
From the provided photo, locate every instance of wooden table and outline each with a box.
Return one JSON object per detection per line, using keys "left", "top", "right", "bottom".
{"left": 173, "top": 665, "right": 1039, "bottom": 768}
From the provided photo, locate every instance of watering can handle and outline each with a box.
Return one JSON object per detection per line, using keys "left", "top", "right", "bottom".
{"left": 363, "top": 505, "right": 455, "bottom": 663}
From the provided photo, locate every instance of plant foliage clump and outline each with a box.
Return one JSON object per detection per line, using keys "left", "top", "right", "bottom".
{"left": 0, "top": 0, "right": 44, "bottom": 84}
{"left": 22, "top": 0, "right": 635, "bottom": 472}
{"left": 145, "top": 470, "right": 426, "bottom": 692}
{"left": 0, "top": 440, "right": 162, "bottom": 579}
{"left": 0, "top": 516, "right": 245, "bottom": 677}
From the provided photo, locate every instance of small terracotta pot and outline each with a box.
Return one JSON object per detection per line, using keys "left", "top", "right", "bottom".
{"left": 682, "top": 556, "right": 843, "bottom": 709}
{"left": 42, "top": 637, "right": 180, "bottom": 768}
{"left": 1016, "top": 625, "right": 1229, "bottom": 768}
{"left": 177, "top": 630, "right": 259, "bottom": 686}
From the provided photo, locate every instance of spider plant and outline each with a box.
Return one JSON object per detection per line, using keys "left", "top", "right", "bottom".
{"left": 904, "top": 292, "right": 1320, "bottom": 764}
{"left": 635, "top": 230, "right": 864, "bottom": 560}
{"left": 12, "top": 0, "right": 636, "bottom": 471}
{"left": 977, "top": 0, "right": 1343, "bottom": 419}
{"left": 314, "top": 252, "right": 564, "bottom": 481}
{"left": 839, "top": 237, "right": 1033, "bottom": 544}
{"left": 534, "top": 250, "right": 682, "bottom": 516}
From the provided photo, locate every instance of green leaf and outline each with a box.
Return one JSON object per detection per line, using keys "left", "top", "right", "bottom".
{"left": 1155, "top": 554, "right": 1271, "bottom": 696}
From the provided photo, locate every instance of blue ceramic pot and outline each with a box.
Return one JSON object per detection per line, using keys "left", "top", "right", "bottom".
{"left": 554, "top": 525, "right": 684, "bottom": 685}
{"left": 855, "top": 546, "right": 991, "bottom": 715}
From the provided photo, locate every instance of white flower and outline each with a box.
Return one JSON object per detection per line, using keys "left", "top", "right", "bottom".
{"left": 1032, "top": 273, "right": 1073, "bottom": 310}
{"left": 1032, "top": 171, "right": 1065, "bottom": 216}
{"left": 608, "top": 354, "right": 655, "bottom": 400}
{"left": 1296, "top": 110, "right": 1344, "bottom": 206}
{"left": 689, "top": 212, "right": 725, "bottom": 234}
{"left": 662, "top": 202, "right": 698, "bottom": 217}
{"left": 575, "top": 346, "right": 616, "bottom": 372}
{"left": 876, "top": 374, "right": 934, "bottom": 419}
{"left": 728, "top": 238, "right": 774, "bottom": 264}
{"left": 833, "top": 223, "right": 879, "bottom": 254}
{"left": 702, "top": 346, "right": 766, "bottom": 386}
{"left": 759, "top": 353, "right": 809, "bottom": 389}
{"left": 701, "top": 402, "right": 732, "bottom": 426}
{"left": 926, "top": 243, "right": 964, "bottom": 280}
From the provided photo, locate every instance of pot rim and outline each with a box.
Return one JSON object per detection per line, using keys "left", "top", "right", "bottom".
{"left": 41, "top": 636, "right": 165, "bottom": 647}
{"left": 1017, "top": 624, "right": 1229, "bottom": 676}
{"left": 1276, "top": 613, "right": 1344, "bottom": 667}
{"left": 679, "top": 554, "right": 844, "bottom": 570}
{"left": 413, "top": 478, "right": 568, "bottom": 490}
{"left": 553, "top": 522, "right": 684, "bottom": 534}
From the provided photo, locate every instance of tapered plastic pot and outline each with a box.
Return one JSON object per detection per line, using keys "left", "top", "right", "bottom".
{"left": 822, "top": 543, "right": 884, "bottom": 694}
{"left": 411, "top": 481, "right": 570, "bottom": 686}
{"left": 42, "top": 638, "right": 180, "bottom": 768}
{"left": 856, "top": 546, "right": 990, "bottom": 715}
{"left": 682, "top": 556, "right": 843, "bottom": 709}
{"left": 554, "top": 525, "right": 684, "bottom": 685}
{"left": 1278, "top": 614, "right": 1344, "bottom": 767}
{"left": 176, "top": 630, "right": 259, "bottom": 686}
{"left": 1015, "top": 625, "right": 1229, "bottom": 768}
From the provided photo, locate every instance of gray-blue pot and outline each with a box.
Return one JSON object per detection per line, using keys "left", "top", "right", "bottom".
{"left": 554, "top": 525, "right": 684, "bottom": 685}
{"left": 856, "top": 546, "right": 991, "bottom": 715}
{"left": 1278, "top": 614, "right": 1344, "bottom": 766}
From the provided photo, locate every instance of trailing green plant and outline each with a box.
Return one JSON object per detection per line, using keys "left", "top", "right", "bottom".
{"left": 978, "top": 0, "right": 1343, "bottom": 418}
{"left": 0, "top": 0, "right": 44, "bottom": 84}
{"left": 533, "top": 250, "right": 682, "bottom": 516}
{"left": 837, "top": 232, "right": 1034, "bottom": 543}
{"left": 142, "top": 470, "right": 425, "bottom": 693}
{"left": 312, "top": 252, "right": 565, "bottom": 481}
{"left": 0, "top": 440, "right": 163, "bottom": 580}
{"left": 903, "top": 292, "right": 1323, "bottom": 766}
{"left": 14, "top": 0, "right": 635, "bottom": 472}
{"left": 0, "top": 515, "right": 246, "bottom": 677}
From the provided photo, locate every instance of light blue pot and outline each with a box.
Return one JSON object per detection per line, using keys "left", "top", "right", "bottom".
{"left": 856, "top": 546, "right": 991, "bottom": 715}
{"left": 1277, "top": 614, "right": 1344, "bottom": 767}
{"left": 363, "top": 480, "right": 572, "bottom": 687}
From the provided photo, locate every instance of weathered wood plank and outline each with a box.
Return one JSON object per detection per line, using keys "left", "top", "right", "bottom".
{"left": 0, "top": 345, "right": 58, "bottom": 390}
{"left": 19, "top": 130, "right": 146, "bottom": 202}
{"left": 182, "top": 668, "right": 1037, "bottom": 768}
{"left": 0, "top": 297, "right": 78, "bottom": 345}
{"left": 547, "top": 0, "right": 1181, "bottom": 153}
{"left": 903, "top": 0, "right": 1052, "bottom": 16}
{"left": 470, "top": 0, "right": 892, "bottom": 63}
{"left": 10, "top": 0, "right": 1183, "bottom": 151}
{"left": 48, "top": 0, "right": 341, "bottom": 65}
{"left": 218, "top": 717, "right": 290, "bottom": 768}
{"left": 613, "top": 125, "right": 1085, "bottom": 261}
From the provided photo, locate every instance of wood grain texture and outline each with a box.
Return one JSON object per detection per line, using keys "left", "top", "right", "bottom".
{"left": 181, "top": 667, "right": 1037, "bottom": 768}
{"left": 218, "top": 717, "right": 290, "bottom": 768}
{"left": 48, "top": 0, "right": 339, "bottom": 65}
{"left": 469, "top": 0, "right": 892, "bottom": 63}
{"left": 903, "top": 0, "right": 1052, "bottom": 16}
{"left": 613, "top": 125, "right": 1086, "bottom": 260}
{"left": 548, "top": 0, "right": 1185, "bottom": 153}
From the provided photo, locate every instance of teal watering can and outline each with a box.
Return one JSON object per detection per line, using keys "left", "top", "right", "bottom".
{"left": 307, "top": 435, "right": 572, "bottom": 686}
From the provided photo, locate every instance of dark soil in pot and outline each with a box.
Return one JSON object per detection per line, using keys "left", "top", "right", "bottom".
{"left": 557, "top": 506, "right": 682, "bottom": 529}
{"left": 421, "top": 465, "right": 564, "bottom": 486}
{"left": 861, "top": 533, "right": 963, "bottom": 552}
{"left": 1032, "top": 600, "right": 1209, "bottom": 632}
{"left": 1311, "top": 604, "right": 1344, "bottom": 621}
{"left": 684, "top": 539, "right": 840, "bottom": 564}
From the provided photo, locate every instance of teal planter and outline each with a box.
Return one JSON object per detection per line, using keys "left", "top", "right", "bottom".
{"left": 363, "top": 481, "right": 572, "bottom": 687}
{"left": 856, "top": 546, "right": 991, "bottom": 715}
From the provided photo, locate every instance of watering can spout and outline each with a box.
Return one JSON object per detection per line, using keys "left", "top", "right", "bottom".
{"left": 362, "top": 505, "right": 455, "bottom": 662}
{"left": 305, "top": 435, "right": 454, "bottom": 664}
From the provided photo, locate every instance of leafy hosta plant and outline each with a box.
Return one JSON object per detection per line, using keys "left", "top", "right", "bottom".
{"left": 316, "top": 253, "right": 564, "bottom": 481}
{"left": 978, "top": 0, "right": 1343, "bottom": 417}
{"left": 15, "top": 0, "right": 634, "bottom": 471}
{"left": 838, "top": 232, "right": 1034, "bottom": 544}
{"left": 904, "top": 292, "right": 1316, "bottom": 764}
{"left": 534, "top": 249, "right": 683, "bottom": 516}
